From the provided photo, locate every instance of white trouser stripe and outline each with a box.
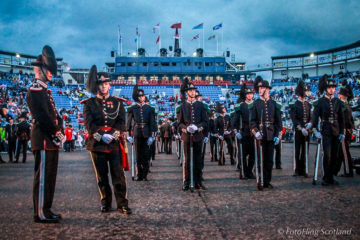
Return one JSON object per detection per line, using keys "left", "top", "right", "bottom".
{"left": 38, "top": 151, "right": 46, "bottom": 220}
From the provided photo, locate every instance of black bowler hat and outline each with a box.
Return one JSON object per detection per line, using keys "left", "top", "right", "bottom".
{"left": 86, "top": 65, "right": 111, "bottom": 95}
{"left": 257, "top": 80, "right": 272, "bottom": 89}
{"left": 31, "top": 45, "right": 57, "bottom": 76}
{"left": 181, "top": 77, "right": 197, "bottom": 91}
{"left": 132, "top": 84, "right": 145, "bottom": 102}
{"left": 195, "top": 90, "right": 202, "bottom": 97}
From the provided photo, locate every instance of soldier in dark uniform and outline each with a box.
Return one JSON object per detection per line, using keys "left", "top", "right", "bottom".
{"left": 289, "top": 81, "right": 312, "bottom": 177}
{"left": 232, "top": 84, "right": 256, "bottom": 179}
{"left": 215, "top": 103, "right": 234, "bottom": 165}
{"left": 26, "top": 46, "right": 65, "bottom": 223}
{"left": 5, "top": 115, "right": 16, "bottom": 163}
{"left": 127, "top": 85, "right": 156, "bottom": 181}
{"left": 209, "top": 110, "right": 218, "bottom": 162}
{"left": 160, "top": 118, "right": 172, "bottom": 154}
{"left": 335, "top": 83, "right": 355, "bottom": 177}
{"left": 178, "top": 78, "right": 208, "bottom": 190}
{"left": 15, "top": 112, "right": 31, "bottom": 163}
{"left": 82, "top": 65, "right": 131, "bottom": 214}
{"left": 310, "top": 75, "right": 345, "bottom": 186}
{"left": 250, "top": 80, "right": 282, "bottom": 189}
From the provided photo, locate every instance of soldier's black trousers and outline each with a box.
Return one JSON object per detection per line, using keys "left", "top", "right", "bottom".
{"left": 7, "top": 140, "right": 16, "bottom": 162}
{"left": 33, "top": 150, "right": 59, "bottom": 219}
{"left": 134, "top": 137, "right": 151, "bottom": 179}
{"left": 294, "top": 131, "right": 308, "bottom": 175}
{"left": 164, "top": 137, "right": 172, "bottom": 154}
{"left": 15, "top": 140, "right": 28, "bottom": 162}
{"left": 240, "top": 136, "right": 255, "bottom": 177}
{"left": 90, "top": 151, "right": 128, "bottom": 208}
{"left": 183, "top": 140, "right": 202, "bottom": 185}
{"left": 322, "top": 135, "right": 340, "bottom": 183}
{"left": 275, "top": 141, "right": 282, "bottom": 168}
{"left": 260, "top": 140, "right": 274, "bottom": 185}
{"left": 150, "top": 141, "right": 156, "bottom": 160}
{"left": 210, "top": 136, "right": 218, "bottom": 161}
{"left": 334, "top": 133, "right": 353, "bottom": 176}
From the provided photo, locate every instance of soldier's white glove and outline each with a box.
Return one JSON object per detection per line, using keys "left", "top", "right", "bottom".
{"left": 305, "top": 123, "right": 312, "bottom": 130}
{"left": 236, "top": 132, "right": 242, "bottom": 139}
{"left": 147, "top": 137, "right": 154, "bottom": 146}
{"left": 315, "top": 132, "right": 322, "bottom": 139}
{"left": 224, "top": 130, "right": 230, "bottom": 135}
{"left": 255, "top": 132, "right": 262, "bottom": 140}
{"left": 102, "top": 134, "right": 114, "bottom": 144}
{"left": 301, "top": 128, "right": 309, "bottom": 137}
{"left": 127, "top": 136, "right": 134, "bottom": 144}
{"left": 273, "top": 137, "right": 280, "bottom": 145}
{"left": 187, "top": 124, "right": 198, "bottom": 134}
{"left": 204, "top": 137, "right": 209, "bottom": 143}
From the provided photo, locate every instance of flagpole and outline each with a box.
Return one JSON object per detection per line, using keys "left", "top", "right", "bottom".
{"left": 221, "top": 24, "right": 223, "bottom": 55}
{"left": 117, "top": 25, "right": 120, "bottom": 56}
{"left": 202, "top": 26, "right": 204, "bottom": 52}
{"left": 198, "top": 35, "right": 200, "bottom": 48}
{"left": 216, "top": 36, "right": 218, "bottom": 56}
{"left": 120, "top": 35, "right": 123, "bottom": 56}
{"left": 159, "top": 25, "right": 161, "bottom": 50}
{"left": 180, "top": 21, "right": 182, "bottom": 51}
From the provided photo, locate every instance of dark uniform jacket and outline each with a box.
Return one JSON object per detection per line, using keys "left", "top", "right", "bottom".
{"left": 26, "top": 80, "right": 63, "bottom": 150}
{"left": 160, "top": 122, "right": 172, "bottom": 138}
{"left": 289, "top": 99, "right": 311, "bottom": 130}
{"left": 209, "top": 119, "right": 217, "bottom": 136}
{"left": 343, "top": 101, "right": 355, "bottom": 132}
{"left": 249, "top": 98, "right": 282, "bottom": 141}
{"left": 312, "top": 96, "right": 344, "bottom": 137}
{"left": 232, "top": 102, "right": 252, "bottom": 137}
{"left": 15, "top": 120, "right": 31, "bottom": 141}
{"left": 126, "top": 103, "right": 156, "bottom": 138}
{"left": 215, "top": 115, "right": 232, "bottom": 136}
{"left": 178, "top": 100, "right": 209, "bottom": 143}
{"left": 82, "top": 95, "right": 126, "bottom": 152}
{"left": 5, "top": 124, "right": 17, "bottom": 142}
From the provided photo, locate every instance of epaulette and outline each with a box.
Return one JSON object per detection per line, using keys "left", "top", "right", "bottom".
{"left": 176, "top": 105, "right": 181, "bottom": 114}
{"left": 29, "top": 83, "right": 43, "bottom": 91}
{"left": 276, "top": 102, "right": 282, "bottom": 110}
{"left": 289, "top": 100, "right": 296, "bottom": 105}
{"left": 80, "top": 98, "right": 91, "bottom": 104}
{"left": 234, "top": 103, "right": 241, "bottom": 111}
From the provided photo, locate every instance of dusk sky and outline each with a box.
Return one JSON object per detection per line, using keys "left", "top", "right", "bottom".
{"left": 1, "top": 0, "right": 359, "bottom": 70}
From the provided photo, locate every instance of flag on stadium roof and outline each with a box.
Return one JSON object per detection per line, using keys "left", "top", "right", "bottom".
{"left": 192, "top": 23, "right": 203, "bottom": 30}
{"left": 191, "top": 34, "right": 199, "bottom": 41}
{"left": 174, "top": 34, "right": 180, "bottom": 39}
{"left": 156, "top": 35, "right": 160, "bottom": 44}
{"left": 153, "top": 23, "right": 160, "bottom": 33}
{"left": 171, "top": 23, "right": 182, "bottom": 29}
{"left": 208, "top": 35, "right": 216, "bottom": 40}
{"left": 213, "top": 23, "right": 222, "bottom": 30}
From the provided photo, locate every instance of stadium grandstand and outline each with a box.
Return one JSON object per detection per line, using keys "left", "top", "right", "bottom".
{"left": 0, "top": 41, "right": 359, "bottom": 142}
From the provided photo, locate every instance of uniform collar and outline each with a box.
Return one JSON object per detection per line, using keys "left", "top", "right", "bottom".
{"left": 325, "top": 94, "right": 334, "bottom": 100}
{"left": 187, "top": 99, "right": 197, "bottom": 104}
{"left": 96, "top": 93, "right": 110, "bottom": 100}
{"left": 245, "top": 100, "right": 253, "bottom": 104}
{"left": 137, "top": 102, "right": 146, "bottom": 107}
{"left": 36, "top": 79, "right": 48, "bottom": 88}
{"left": 260, "top": 96, "right": 270, "bottom": 102}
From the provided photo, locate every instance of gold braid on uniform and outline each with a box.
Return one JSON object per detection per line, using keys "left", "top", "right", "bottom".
{"left": 103, "top": 103, "right": 120, "bottom": 120}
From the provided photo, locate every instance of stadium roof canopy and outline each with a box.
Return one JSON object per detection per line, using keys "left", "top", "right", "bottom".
{"left": 0, "top": 50, "right": 62, "bottom": 61}
{"left": 271, "top": 40, "right": 360, "bottom": 60}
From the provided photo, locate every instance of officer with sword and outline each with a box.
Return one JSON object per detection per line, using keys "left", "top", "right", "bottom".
{"left": 178, "top": 78, "right": 208, "bottom": 191}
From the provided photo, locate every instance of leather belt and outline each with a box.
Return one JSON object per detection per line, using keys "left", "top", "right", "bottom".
{"left": 135, "top": 123, "right": 149, "bottom": 128}
{"left": 262, "top": 121, "right": 273, "bottom": 127}
{"left": 99, "top": 126, "right": 112, "bottom": 132}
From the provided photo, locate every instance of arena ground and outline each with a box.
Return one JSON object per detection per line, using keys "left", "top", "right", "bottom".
{"left": 0, "top": 143, "right": 359, "bottom": 240}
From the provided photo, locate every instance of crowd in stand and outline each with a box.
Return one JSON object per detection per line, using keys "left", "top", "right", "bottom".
{"left": 0, "top": 70, "right": 360, "bottom": 164}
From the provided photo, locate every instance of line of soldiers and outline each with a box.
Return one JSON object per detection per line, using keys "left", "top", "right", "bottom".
{"left": 24, "top": 45, "right": 357, "bottom": 223}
